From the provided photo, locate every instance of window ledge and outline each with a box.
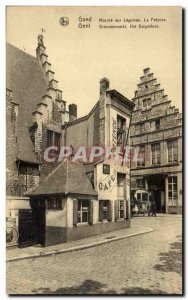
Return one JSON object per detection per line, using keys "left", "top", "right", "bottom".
{"left": 77, "top": 222, "right": 89, "bottom": 227}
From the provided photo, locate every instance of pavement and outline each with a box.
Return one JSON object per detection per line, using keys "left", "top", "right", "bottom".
{"left": 6, "top": 222, "right": 153, "bottom": 262}
{"left": 6, "top": 214, "right": 182, "bottom": 295}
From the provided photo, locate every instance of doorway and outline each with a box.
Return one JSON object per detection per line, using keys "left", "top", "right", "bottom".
{"left": 32, "top": 207, "right": 46, "bottom": 246}
{"left": 153, "top": 190, "right": 161, "bottom": 213}
{"left": 148, "top": 175, "right": 166, "bottom": 213}
{"left": 18, "top": 209, "right": 33, "bottom": 248}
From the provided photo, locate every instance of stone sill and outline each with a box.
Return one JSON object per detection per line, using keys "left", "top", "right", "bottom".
{"left": 77, "top": 222, "right": 89, "bottom": 227}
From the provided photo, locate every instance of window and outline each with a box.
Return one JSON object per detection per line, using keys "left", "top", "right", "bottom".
{"left": 136, "top": 178, "right": 145, "bottom": 189}
{"left": 103, "top": 164, "right": 110, "bottom": 175}
{"left": 167, "top": 140, "right": 178, "bottom": 163}
{"left": 141, "top": 123, "right": 145, "bottom": 133}
{"left": 143, "top": 99, "right": 147, "bottom": 108}
{"left": 155, "top": 119, "right": 160, "bottom": 130}
{"left": 117, "top": 115, "right": 126, "bottom": 147}
{"left": 143, "top": 98, "right": 151, "bottom": 109}
{"left": 117, "top": 173, "right": 125, "bottom": 198}
{"left": 137, "top": 145, "right": 145, "bottom": 167}
{"left": 142, "top": 193, "right": 148, "bottom": 201}
{"left": 147, "top": 99, "right": 151, "bottom": 106}
{"left": 168, "top": 176, "right": 178, "bottom": 205}
{"left": 102, "top": 201, "right": 108, "bottom": 220}
{"left": 118, "top": 200, "right": 124, "bottom": 219}
{"left": 47, "top": 130, "right": 61, "bottom": 156}
{"left": 151, "top": 143, "right": 160, "bottom": 165}
{"left": 47, "top": 197, "right": 62, "bottom": 210}
{"left": 78, "top": 200, "right": 89, "bottom": 223}
{"left": 137, "top": 192, "right": 148, "bottom": 202}
{"left": 135, "top": 124, "right": 140, "bottom": 135}
{"left": 99, "top": 200, "right": 112, "bottom": 222}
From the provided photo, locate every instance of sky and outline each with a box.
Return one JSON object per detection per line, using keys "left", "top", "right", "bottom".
{"left": 6, "top": 6, "right": 182, "bottom": 117}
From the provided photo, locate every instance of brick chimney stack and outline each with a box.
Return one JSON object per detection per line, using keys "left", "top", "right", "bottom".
{"left": 100, "top": 78, "right": 110, "bottom": 94}
{"left": 69, "top": 104, "right": 77, "bottom": 122}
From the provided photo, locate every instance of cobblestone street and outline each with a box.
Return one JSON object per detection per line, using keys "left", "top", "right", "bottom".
{"left": 6, "top": 214, "right": 182, "bottom": 295}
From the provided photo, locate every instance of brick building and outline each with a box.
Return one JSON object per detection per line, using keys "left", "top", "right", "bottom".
{"left": 130, "top": 68, "right": 182, "bottom": 214}
{"left": 6, "top": 36, "right": 134, "bottom": 247}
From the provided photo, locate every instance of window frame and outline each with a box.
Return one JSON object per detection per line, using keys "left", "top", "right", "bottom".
{"left": 118, "top": 200, "right": 124, "bottom": 219}
{"left": 151, "top": 143, "right": 161, "bottom": 165}
{"left": 77, "top": 199, "right": 89, "bottom": 224}
{"left": 135, "top": 124, "right": 141, "bottom": 135}
{"left": 117, "top": 173, "right": 125, "bottom": 198}
{"left": 140, "top": 123, "right": 145, "bottom": 133}
{"left": 46, "top": 130, "right": 61, "bottom": 156}
{"left": 102, "top": 201, "right": 108, "bottom": 220}
{"left": 168, "top": 176, "right": 178, "bottom": 205}
{"left": 46, "top": 197, "right": 62, "bottom": 210}
{"left": 155, "top": 119, "right": 160, "bottom": 130}
{"left": 117, "top": 115, "right": 126, "bottom": 148}
{"left": 137, "top": 145, "right": 145, "bottom": 167}
{"left": 142, "top": 98, "right": 151, "bottom": 110}
{"left": 167, "top": 140, "right": 178, "bottom": 163}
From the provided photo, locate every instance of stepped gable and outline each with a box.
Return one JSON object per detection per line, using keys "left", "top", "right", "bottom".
{"left": 131, "top": 67, "right": 182, "bottom": 126}
{"left": 6, "top": 43, "right": 48, "bottom": 164}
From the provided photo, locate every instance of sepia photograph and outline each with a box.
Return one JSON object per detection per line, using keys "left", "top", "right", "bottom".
{"left": 6, "top": 6, "right": 183, "bottom": 295}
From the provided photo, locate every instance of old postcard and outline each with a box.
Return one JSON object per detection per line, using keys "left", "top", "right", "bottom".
{"left": 6, "top": 6, "right": 183, "bottom": 295}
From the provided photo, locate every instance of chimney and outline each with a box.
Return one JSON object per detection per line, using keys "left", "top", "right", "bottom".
{"left": 100, "top": 78, "right": 110, "bottom": 94}
{"left": 69, "top": 104, "right": 77, "bottom": 122}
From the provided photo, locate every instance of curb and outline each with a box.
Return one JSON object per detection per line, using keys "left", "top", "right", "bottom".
{"left": 6, "top": 227, "right": 153, "bottom": 263}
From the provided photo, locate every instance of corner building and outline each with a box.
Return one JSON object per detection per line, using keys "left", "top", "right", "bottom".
{"left": 130, "top": 68, "right": 182, "bottom": 214}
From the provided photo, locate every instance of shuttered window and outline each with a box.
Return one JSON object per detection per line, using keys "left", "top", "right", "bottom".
{"left": 118, "top": 200, "right": 124, "bottom": 219}
{"left": 77, "top": 200, "right": 90, "bottom": 223}
{"left": 115, "top": 200, "right": 126, "bottom": 221}
{"left": 99, "top": 200, "right": 112, "bottom": 222}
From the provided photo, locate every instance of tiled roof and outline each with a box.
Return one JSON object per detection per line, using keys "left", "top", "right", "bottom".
{"left": 26, "top": 160, "right": 97, "bottom": 196}
{"left": 6, "top": 43, "right": 48, "bottom": 164}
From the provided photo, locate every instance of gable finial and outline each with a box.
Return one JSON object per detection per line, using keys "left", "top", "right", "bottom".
{"left": 38, "top": 34, "right": 44, "bottom": 46}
